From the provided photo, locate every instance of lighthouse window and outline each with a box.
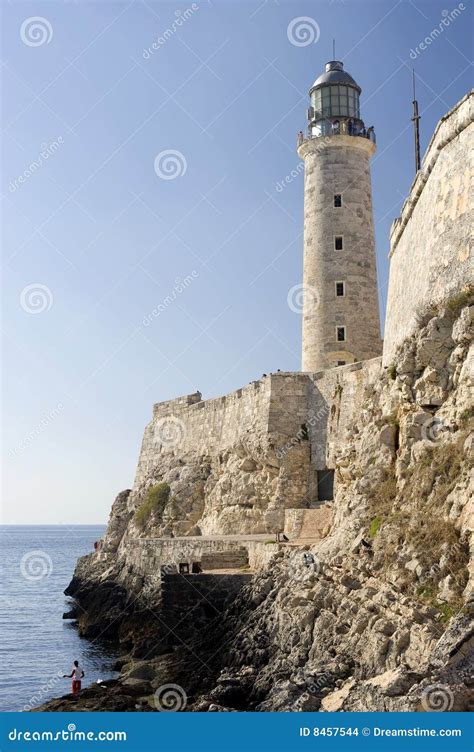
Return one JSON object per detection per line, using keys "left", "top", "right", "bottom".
{"left": 336, "top": 326, "right": 346, "bottom": 342}
{"left": 335, "top": 282, "right": 345, "bottom": 297}
{"left": 311, "top": 89, "right": 322, "bottom": 117}
{"left": 349, "top": 89, "right": 360, "bottom": 119}
{"left": 339, "top": 87, "right": 349, "bottom": 116}
{"left": 334, "top": 194, "right": 342, "bottom": 207}
{"left": 334, "top": 236, "right": 344, "bottom": 251}
{"left": 321, "top": 88, "right": 331, "bottom": 117}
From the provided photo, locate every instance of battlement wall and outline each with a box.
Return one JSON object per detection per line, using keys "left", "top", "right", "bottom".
{"left": 134, "top": 373, "right": 312, "bottom": 490}
{"left": 383, "top": 91, "right": 473, "bottom": 365}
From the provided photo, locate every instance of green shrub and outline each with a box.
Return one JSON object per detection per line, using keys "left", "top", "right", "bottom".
{"left": 135, "top": 482, "right": 171, "bottom": 530}
{"left": 436, "top": 602, "right": 458, "bottom": 623}
{"left": 459, "top": 406, "right": 474, "bottom": 424}
{"left": 387, "top": 364, "right": 397, "bottom": 381}
{"left": 416, "top": 590, "right": 462, "bottom": 624}
{"left": 369, "top": 516, "right": 382, "bottom": 538}
{"left": 445, "top": 285, "right": 474, "bottom": 315}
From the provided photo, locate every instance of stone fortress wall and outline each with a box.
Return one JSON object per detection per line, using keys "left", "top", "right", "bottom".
{"left": 133, "top": 372, "right": 311, "bottom": 493}
{"left": 383, "top": 91, "right": 473, "bottom": 365}
{"left": 129, "top": 360, "right": 382, "bottom": 535}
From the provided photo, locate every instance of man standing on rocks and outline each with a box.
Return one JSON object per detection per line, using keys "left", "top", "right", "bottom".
{"left": 63, "top": 660, "right": 85, "bottom": 694}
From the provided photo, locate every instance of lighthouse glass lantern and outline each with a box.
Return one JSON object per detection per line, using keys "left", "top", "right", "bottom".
{"left": 307, "top": 61, "right": 365, "bottom": 137}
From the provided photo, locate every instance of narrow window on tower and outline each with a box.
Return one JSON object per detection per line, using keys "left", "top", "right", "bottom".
{"left": 335, "top": 281, "right": 345, "bottom": 297}
{"left": 336, "top": 326, "right": 346, "bottom": 342}
{"left": 334, "top": 194, "right": 342, "bottom": 207}
{"left": 334, "top": 236, "right": 344, "bottom": 251}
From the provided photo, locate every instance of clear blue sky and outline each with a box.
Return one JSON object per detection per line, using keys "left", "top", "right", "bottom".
{"left": 2, "top": 0, "right": 472, "bottom": 523}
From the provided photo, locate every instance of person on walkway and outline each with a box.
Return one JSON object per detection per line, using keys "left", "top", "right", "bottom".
{"left": 63, "top": 660, "right": 85, "bottom": 694}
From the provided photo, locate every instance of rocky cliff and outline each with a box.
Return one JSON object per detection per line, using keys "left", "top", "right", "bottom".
{"left": 37, "top": 292, "right": 473, "bottom": 713}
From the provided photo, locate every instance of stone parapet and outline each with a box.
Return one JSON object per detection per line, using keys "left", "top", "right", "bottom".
{"left": 390, "top": 91, "right": 473, "bottom": 255}
{"left": 383, "top": 91, "right": 473, "bottom": 365}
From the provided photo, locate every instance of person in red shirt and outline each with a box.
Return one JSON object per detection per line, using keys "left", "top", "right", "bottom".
{"left": 63, "top": 660, "right": 85, "bottom": 694}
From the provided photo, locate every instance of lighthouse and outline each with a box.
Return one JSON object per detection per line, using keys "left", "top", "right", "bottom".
{"left": 297, "top": 60, "right": 381, "bottom": 372}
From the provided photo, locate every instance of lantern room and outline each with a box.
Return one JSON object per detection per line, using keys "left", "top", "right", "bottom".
{"left": 306, "top": 60, "right": 374, "bottom": 140}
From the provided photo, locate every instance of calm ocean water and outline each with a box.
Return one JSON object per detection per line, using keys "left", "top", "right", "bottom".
{"left": 0, "top": 526, "right": 120, "bottom": 712}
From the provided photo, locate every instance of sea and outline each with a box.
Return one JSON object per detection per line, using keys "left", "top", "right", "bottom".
{"left": 0, "top": 526, "right": 120, "bottom": 712}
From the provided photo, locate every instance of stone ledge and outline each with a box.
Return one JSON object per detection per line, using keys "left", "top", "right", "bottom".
{"left": 297, "top": 134, "right": 376, "bottom": 160}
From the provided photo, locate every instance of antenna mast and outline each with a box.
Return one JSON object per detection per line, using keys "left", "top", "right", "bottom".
{"left": 411, "top": 70, "right": 421, "bottom": 173}
{"left": 332, "top": 38, "right": 336, "bottom": 59}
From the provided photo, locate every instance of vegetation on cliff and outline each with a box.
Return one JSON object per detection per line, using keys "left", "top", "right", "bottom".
{"left": 135, "top": 483, "right": 173, "bottom": 530}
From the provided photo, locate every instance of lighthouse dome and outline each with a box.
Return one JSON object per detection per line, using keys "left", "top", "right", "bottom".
{"left": 310, "top": 60, "right": 361, "bottom": 93}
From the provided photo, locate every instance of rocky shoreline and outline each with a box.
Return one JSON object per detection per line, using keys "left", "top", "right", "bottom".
{"left": 35, "top": 298, "right": 474, "bottom": 713}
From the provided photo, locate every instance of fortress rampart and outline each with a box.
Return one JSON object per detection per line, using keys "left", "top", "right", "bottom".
{"left": 133, "top": 372, "right": 311, "bottom": 491}
{"left": 127, "top": 359, "right": 381, "bottom": 537}
{"left": 383, "top": 91, "right": 473, "bottom": 365}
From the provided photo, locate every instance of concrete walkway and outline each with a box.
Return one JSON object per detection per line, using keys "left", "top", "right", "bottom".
{"left": 140, "top": 533, "right": 272, "bottom": 543}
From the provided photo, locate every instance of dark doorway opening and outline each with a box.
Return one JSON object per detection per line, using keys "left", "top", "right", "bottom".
{"left": 317, "top": 469, "right": 335, "bottom": 501}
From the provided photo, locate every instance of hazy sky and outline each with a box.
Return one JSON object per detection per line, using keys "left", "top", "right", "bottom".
{"left": 2, "top": 0, "right": 472, "bottom": 524}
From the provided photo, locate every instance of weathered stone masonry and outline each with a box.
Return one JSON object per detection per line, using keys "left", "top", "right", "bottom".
{"left": 383, "top": 91, "right": 473, "bottom": 364}
{"left": 123, "top": 360, "right": 383, "bottom": 542}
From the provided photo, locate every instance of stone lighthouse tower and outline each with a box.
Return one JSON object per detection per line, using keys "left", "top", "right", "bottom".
{"left": 297, "top": 60, "right": 381, "bottom": 372}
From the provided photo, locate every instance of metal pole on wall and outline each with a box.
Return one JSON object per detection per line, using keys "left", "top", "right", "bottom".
{"left": 412, "top": 69, "right": 421, "bottom": 173}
